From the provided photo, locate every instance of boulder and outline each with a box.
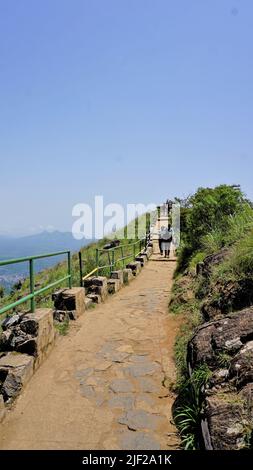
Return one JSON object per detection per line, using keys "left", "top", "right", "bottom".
{"left": 1, "top": 314, "right": 20, "bottom": 331}
{"left": 188, "top": 307, "right": 253, "bottom": 370}
{"left": 229, "top": 341, "right": 253, "bottom": 389}
{"left": 202, "top": 278, "right": 253, "bottom": 321}
{"left": 187, "top": 323, "right": 217, "bottom": 369}
{"left": 202, "top": 393, "right": 250, "bottom": 450}
{"left": 199, "top": 248, "right": 230, "bottom": 278}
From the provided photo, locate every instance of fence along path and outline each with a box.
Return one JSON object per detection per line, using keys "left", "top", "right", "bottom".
{"left": 0, "top": 219, "right": 181, "bottom": 450}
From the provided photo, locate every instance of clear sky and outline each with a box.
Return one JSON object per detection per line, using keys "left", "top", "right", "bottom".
{"left": 0, "top": 0, "right": 253, "bottom": 235}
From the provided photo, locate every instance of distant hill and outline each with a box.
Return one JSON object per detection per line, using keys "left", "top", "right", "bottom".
{"left": 0, "top": 231, "right": 90, "bottom": 290}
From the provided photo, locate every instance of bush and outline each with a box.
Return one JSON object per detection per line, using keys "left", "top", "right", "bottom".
{"left": 186, "top": 185, "right": 244, "bottom": 253}
{"left": 176, "top": 184, "right": 246, "bottom": 273}
{"left": 228, "top": 229, "right": 253, "bottom": 278}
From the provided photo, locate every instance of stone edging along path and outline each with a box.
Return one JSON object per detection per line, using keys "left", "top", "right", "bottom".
{"left": 0, "top": 247, "right": 182, "bottom": 450}
{"left": 0, "top": 246, "right": 153, "bottom": 411}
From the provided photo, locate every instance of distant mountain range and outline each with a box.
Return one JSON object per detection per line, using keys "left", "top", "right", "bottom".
{"left": 0, "top": 231, "right": 90, "bottom": 290}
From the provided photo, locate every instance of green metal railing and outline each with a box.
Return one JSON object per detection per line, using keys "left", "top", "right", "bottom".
{"left": 0, "top": 251, "right": 72, "bottom": 316}
{"left": 79, "top": 234, "right": 150, "bottom": 286}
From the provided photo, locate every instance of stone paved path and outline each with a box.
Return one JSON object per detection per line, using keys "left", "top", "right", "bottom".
{"left": 0, "top": 255, "right": 181, "bottom": 450}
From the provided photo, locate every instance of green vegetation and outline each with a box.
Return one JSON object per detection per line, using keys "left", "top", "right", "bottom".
{"left": 171, "top": 184, "right": 253, "bottom": 450}
{"left": 176, "top": 185, "right": 252, "bottom": 274}
{"left": 0, "top": 213, "right": 151, "bottom": 320}
{"left": 54, "top": 317, "right": 70, "bottom": 336}
{"left": 174, "top": 364, "right": 212, "bottom": 450}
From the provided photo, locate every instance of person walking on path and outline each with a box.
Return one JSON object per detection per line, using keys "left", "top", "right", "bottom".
{"left": 161, "top": 224, "right": 173, "bottom": 258}
{"left": 158, "top": 225, "right": 166, "bottom": 255}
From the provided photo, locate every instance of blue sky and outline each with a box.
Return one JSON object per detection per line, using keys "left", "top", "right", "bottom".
{"left": 0, "top": 0, "right": 252, "bottom": 235}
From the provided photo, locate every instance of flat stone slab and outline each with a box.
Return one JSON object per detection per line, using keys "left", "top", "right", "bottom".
{"left": 138, "top": 378, "right": 160, "bottom": 393}
{"left": 130, "top": 354, "right": 150, "bottom": 363}
{"left": 124, "top": 362, "right": 159, "bottom": 377}
{"left": 109, "top": 379, "right": 135, "bottom": 393}
{"left": 108, "top": 394, "right": 135, "bottom": 410}
{"left": 118, "top": 409, "right": 163, "bottom": 431}
{"left": 120, "top": 430, "right": 161, "bottom": 450}
{"left": 109, "top": 351, "right": 130, "bottom": 363}
{"left": 94, "top": 361, "right": 112, "bottom": 371}
{"left": 75, "top": 367, "right": 94, "bottom": 380}
{"left": 80, "top": 384, "right": 96, "bottom": 398}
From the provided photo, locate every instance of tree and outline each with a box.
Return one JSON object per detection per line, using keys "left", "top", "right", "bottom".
{"left": 184, "top": 184, "right": 245, "bottom": 252}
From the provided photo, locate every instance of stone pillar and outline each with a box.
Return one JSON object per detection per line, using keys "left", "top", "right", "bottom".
{"left": 126, "top": 261, "right": 142, "bottom": 276}
{"left": 107, "top": 279, "right": 121, "bottom": 294}
{"left": 123, "top": 268, "right": 134, "bottom": 284}
{"left": 135, "top": 255, "right": 147, "bottom": 267}
{"left": 84, "top": 276, "right": 108, "bottom": 302}
{"left": 111, "top": 270, "right": 124, "bottom": 286}
{"left": 30, "top": 308, "right": 56, "bottom": 369}
{"left": 0, "top": 352, "right": 35, "bottom": 402}
{"left": 53, "top": 287, "right": 86, "bottom": 318}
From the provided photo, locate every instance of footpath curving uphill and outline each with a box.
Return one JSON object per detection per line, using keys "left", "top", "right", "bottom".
{"left": 0, "top": 229, "right": 181, "bottom": 450}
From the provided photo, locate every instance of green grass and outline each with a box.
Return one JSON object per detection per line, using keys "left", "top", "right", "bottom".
{"left": 54, "top": 317, "right": 70, "bottom": 336}
{"left": 216, "top": 352, "right": 232, "bottom": 368}
{"left": 170, "top": 276, "right": 202, "bottom": 389}
{"left": 174, "top": 364, "right": 212, "bottom": 450}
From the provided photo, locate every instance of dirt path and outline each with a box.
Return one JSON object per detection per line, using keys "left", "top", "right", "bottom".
{"left": 0, "top": 255, "right": 181, "bottom": 450}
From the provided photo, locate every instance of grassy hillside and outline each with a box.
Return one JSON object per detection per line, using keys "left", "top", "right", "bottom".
{"left": 170, "top": 184, "right": 253, "bottom": 449}
{"left": 0, "top": 214, "right": 151, "bottom": 321}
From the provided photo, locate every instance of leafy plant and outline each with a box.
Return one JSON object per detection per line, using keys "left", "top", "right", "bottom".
{"left": 174, "top": 365, "right": 211, "bottom": 450}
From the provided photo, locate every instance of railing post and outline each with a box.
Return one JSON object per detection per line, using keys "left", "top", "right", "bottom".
{"left": 78, "top": 251, "right": 83, "bottom": 287}
{"left": 111, "top": 249, "right": 115, "bottom": 274}
{"left": 108, "top": 251, "right": 111, "bottom": 272}
{"left": 67, "top": 251, "right": 72, "bottom": 288}
{"left": 29, "top": 258, "right": 35, "bottom": 313}
{"left": 96, "top": 248, "right": 99, "bottom": 270}
{"left": 121, "top": 246, "right": 124, "bottom": 268}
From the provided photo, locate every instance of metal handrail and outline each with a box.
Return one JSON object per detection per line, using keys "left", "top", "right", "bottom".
{"left": 0, "top": 251, "right": 72, "bottom": 315}
{"left": 79, "top": 235, "right": 150, "bottom": 286}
